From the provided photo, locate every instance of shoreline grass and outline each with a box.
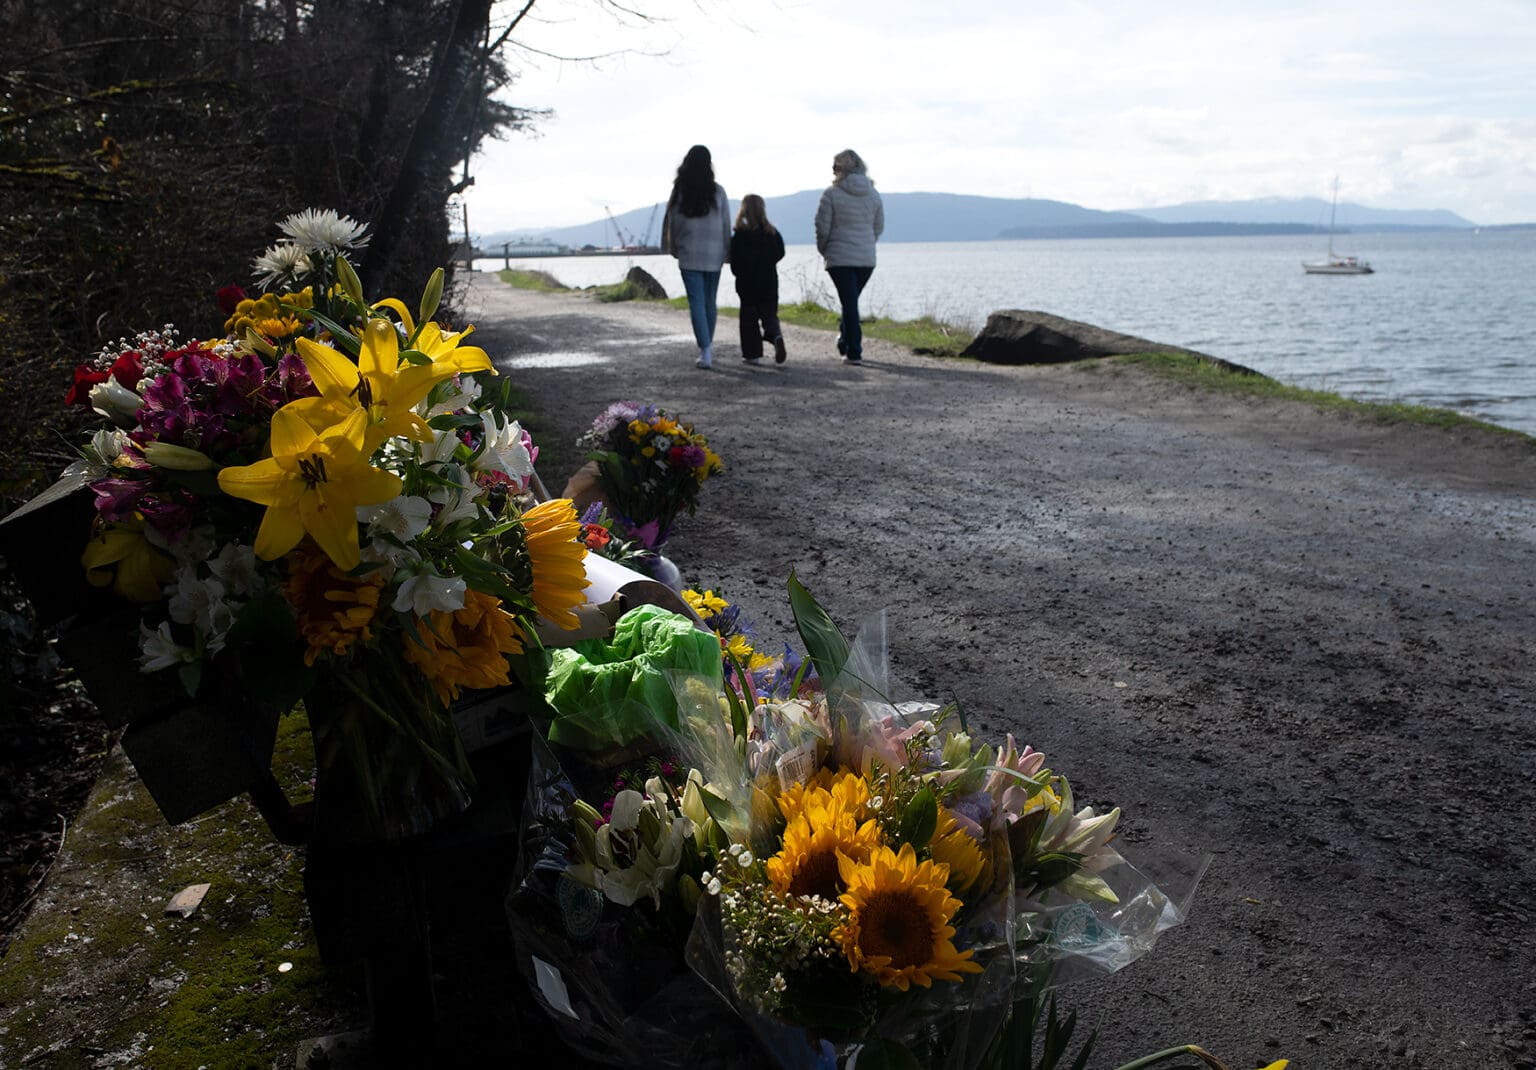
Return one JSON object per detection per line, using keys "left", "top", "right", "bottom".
{"left": 496, "top": 268, "right": 568, "bottom": 291}
{"left": 1106, "top": 352, "right": 1532, "bottom": 440}
{"left": 491, "top": 271, "right": 1529, "bottom": 441}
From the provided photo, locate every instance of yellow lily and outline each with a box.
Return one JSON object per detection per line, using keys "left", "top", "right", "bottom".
{"left": 80, "top": 515, "right": 175, "bottom": 602}
{"left": 217, "top": 406, "right": 402, "bottom": 570}
{"left": 372, "top": 297, "right": 416, "bottom": 335}
{"left": 287, "top": 317, "right": 494, "bottom": 449}
{"left": 415, "top": 320, "right": 489, "bottom": 369}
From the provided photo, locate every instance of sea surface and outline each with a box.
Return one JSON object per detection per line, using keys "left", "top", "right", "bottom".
{"left": 474, "top": 229, "right": 1536, "bottom": 435}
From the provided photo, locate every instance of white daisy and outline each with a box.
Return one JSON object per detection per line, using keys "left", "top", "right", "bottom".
{"left": 278, "top": 208, "right": 370, "bottom": 253}
{"left": 251, "top": 243, "right": 314, "bottom": 289}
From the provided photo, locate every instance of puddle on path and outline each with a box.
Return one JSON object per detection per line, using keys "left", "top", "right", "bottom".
{"left": 599, "top": 334, "right": 694, "bottom": 347}
{"left": 503, "top": 352, "right": 609, "bottom": 369}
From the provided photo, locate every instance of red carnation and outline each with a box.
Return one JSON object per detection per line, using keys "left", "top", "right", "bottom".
{"left": 216, "top": 284, "right": 247, "bottom": 316}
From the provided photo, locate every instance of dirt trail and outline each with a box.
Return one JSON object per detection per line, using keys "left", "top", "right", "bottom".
{"left": 4, "top": 273, "right": 1532, "bottom": 1068}
{"left": 463, "top": 272, "right": 1536, "bottom": 1069}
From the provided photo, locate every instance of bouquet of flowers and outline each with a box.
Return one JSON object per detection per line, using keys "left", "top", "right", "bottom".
{"left": 59, "top": 208, "right": 592, "bottom": 839}
{"left": 574, "top": 401, "right": 722, "bottom": 550}
{"left": 508, "top": 578, "right": 1197, "bottom": 1068}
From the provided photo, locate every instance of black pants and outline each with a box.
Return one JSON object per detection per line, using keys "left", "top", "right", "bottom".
{"left": 827, "top": 265, "right": 874, "bottom": 358}
{"left": 738, "top": 298, "right": 781, "bottom": 361}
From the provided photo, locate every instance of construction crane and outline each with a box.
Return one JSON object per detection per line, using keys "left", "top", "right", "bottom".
{"left": 640, "top": 203, "right": 660, "bottom": 249}
{"left": 603, "top": 205, "right": 635, "bottom": 250}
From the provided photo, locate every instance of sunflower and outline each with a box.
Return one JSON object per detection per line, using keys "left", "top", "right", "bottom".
{"left": 518, "top": 498, "right": 588, "bottom": 630}
{"left": 928, "top": 806, "right": 988, "bottom": 896}
{"left": 834, "top": 842, "right": 982, "bottom": 991}
{"left": 765, "top": 797, "right": 881, "bottom": 902}
{"left": 401, "top": 587, "right": 522, "bottom": 704}
{"left": 283, "top": 543, "right": 384, "bottom": 666}
{"left": 777, "top": 768, "right": 871, "bottom": 825}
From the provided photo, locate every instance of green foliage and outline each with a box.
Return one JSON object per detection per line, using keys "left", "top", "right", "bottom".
{"left": 980, "top": 984, "right": 1098, "bottom": 1070}
{"left": 591, "top": 279, "right": 649, "bottom": 302}
{"left": 787, "top": 572, "right": 851, "bottom": 688}
{"left": 773, "top": 300, "right": 975, "bottom": 357}
{"left": 897, "top": 785, "right": 939, "bottom": 849}
{"left": 497, "top": 268, "right": 568, "bottom": 291}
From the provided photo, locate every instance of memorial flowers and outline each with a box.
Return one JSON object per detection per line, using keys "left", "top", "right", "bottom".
{"left": 511, "top": 578, "right": 1194, "bottom": 1067}
{"left": 575, "top": 401, "right": 722, "bottom": 549}
{"left": 61, "top": 208, "right": 590, "bottom": 837}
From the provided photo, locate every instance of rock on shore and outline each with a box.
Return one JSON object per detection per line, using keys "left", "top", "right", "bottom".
{"left": 961, "top": 308, "right": 1258, "bottom": 374}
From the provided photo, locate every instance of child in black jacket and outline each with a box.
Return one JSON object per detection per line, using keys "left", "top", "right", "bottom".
{"left": 729, "top": 194, "right": 787, "bottom": 364}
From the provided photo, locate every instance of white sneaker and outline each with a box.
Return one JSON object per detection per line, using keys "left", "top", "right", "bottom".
{"left": 695, "top": 356, "right": 713, "bottom": 369}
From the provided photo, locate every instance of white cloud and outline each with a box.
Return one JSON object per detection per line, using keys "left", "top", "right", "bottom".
{"left": 459, "top": 0, "right": 1536, "bottom": 231}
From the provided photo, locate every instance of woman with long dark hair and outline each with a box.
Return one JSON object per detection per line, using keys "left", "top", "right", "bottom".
{"left": 662, "top": 145, "right": 732, "bottom": 369}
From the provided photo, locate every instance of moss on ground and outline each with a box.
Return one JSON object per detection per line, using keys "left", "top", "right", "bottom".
{"left": 0, "top": 711, "right": 362, "bottom": 1068}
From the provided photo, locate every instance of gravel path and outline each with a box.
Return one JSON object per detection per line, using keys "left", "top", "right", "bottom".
{"left": 463, "top": 271, "right": 1536, "bottom": 1070}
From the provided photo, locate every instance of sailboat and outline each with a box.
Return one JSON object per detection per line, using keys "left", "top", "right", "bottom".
{"left": 1303, "top": 178, "right": 1374, "bottom": 275}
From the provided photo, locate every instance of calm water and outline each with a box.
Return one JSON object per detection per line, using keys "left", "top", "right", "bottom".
{"left": 475, "top": 229, "right": 1536, "bottom": 435}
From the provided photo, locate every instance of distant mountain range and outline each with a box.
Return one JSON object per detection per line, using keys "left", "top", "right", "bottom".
{"left": 474, "top": 191, "right": 1480, "bottom": 252}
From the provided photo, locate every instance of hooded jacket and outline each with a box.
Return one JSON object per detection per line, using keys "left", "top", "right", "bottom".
{"left": 814, "top": 173, "right": 884, "bottom": 268}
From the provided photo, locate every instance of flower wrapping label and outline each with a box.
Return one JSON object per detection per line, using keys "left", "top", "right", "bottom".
{"left": 774, "top": 741, "right": 819, "bottom": 794}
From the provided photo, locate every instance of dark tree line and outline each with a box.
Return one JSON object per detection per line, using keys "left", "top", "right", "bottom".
{"left": 0, "top": 0, "right": 547, "bottom": 502}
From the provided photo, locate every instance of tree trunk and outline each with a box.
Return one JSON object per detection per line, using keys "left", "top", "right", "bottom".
{"left": 359, "top": 0, "right": 494, "bottom": 289}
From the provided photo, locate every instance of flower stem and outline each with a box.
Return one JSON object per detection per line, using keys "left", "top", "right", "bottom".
{"left": 1112, "top": 1045, "right": 1229, "bottom": 1070}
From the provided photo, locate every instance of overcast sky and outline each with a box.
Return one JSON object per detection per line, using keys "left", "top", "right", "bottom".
{"left": 460, "top": 0, "right": 1536, "bottom": 234}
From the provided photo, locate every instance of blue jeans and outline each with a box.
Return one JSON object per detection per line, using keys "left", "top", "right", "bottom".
{"left": 827, "top": 265, "right": 874, "bottom": 358}
{"left": 680, "top": 269, "right": 721, "bottom": 349}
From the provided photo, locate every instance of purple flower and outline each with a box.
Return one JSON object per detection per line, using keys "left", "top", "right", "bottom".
{"left": 672, "top": 444, "right": 706, "bottom": 469}
{"left": 90, "top": 475, "right": 150, "bottom": 522}
{"left": 269, "top": 352, "right": 316, "bottom": 405}
{"left": 136, "top": 495, "right": 197, "bottom": 543}
{"left": 950, "top": 791, "right": 994, "bottom": 834}
{"left": 629, "top": 518, "right": 663, "bottom": 549}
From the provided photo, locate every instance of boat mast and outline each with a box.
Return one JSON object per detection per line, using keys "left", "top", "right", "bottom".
{"left": 1327, "top": 176, "right": 1340, "bottom": 257}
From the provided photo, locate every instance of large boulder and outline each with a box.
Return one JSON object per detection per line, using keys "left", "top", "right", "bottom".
{"left": 961, "top": 309, "right": 1256, "bottom": 374}
{"left": 623, "top": 266, "right": 667, "bottom": 300}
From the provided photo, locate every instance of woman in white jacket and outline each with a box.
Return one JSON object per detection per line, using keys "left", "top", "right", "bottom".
{"left": 662, "top": 145, "right": 732, "bottom": 369}
{"left": 814, "top": 148, "right": 884, "bottom": 365}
